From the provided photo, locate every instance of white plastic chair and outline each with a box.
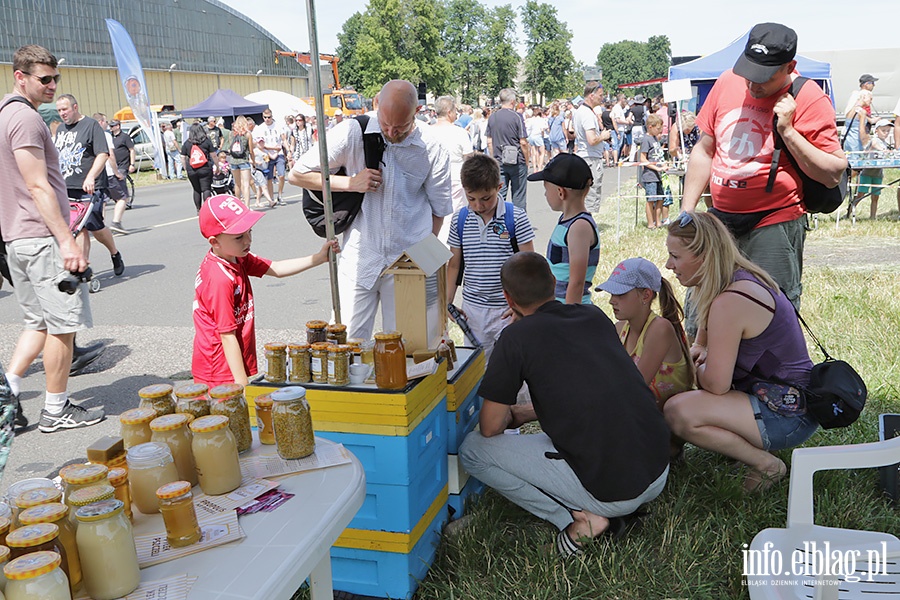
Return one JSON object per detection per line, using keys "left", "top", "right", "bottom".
{"left": 748, "top": 436, "right": 900, "bottom": 599}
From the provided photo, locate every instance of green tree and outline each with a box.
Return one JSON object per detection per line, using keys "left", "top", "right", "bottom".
{"left": 482, "top": 4, "right": 519, "bottom": 100}
{"left": 349, "top": 0, "right": 453, "bottom": 98}
{"left": 597, "top": 36, "right": 671, "bottom": 98}
{"left": 520, "top": 0, "right": 578, "bottom": 103}
{"left": 441, "top": 0, "right": 491, "bottom": 104}
{"left": 335, "top": 12, "right": 365, "bottom": 90}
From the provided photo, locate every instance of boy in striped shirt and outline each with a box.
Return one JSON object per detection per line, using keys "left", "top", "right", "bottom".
{"left": 446, "top": 154, "right": 535, "bottom": 360}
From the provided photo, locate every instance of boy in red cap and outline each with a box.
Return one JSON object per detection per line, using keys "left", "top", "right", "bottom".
{"left": 192, "top": 194, "right": 338, "bottom": 387}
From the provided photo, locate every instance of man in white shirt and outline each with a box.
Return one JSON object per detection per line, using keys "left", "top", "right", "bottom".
{"left": 290, "top": 80, "right": 453, "bottom": 339}
{"left": 255, "top": 109, "right": 288, "bottom": 205}
{"left": 573, "top": 82, "right": 611, "bottom": 213}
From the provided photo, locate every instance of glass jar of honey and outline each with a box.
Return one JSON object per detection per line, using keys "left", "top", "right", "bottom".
{"left": 156, "top": 481, "right": 201, "bottom": 548}
{"left": 59, "top": 463, "right": 108, "bottom": 522}
{"left": 374, "top": 332, "right": 408, "bottom": 390}
{"left": 66, "top": 484, "right": 115, "bottom": 529}
{"left": 264, "top": 343, "right": 287, "bottom": 383}
{"left": 328, "top": 345, "right": 351, "bottom": 386}
{"left": 138, "top": 383, "right": 176, "bottom": 418}
{"left": 209, "top": 384, "right": 252, "bottom": 453}
{"left": 75, "top": 499, "right": 140, "bottom": 600}
{"left": 119, "top": 407, "right": 156, "bottom": 449}
{"left": 5, "top": 523, "right": 70, "bottom": 584}
{"left": 174, "top": 383, "right": 210, "bottom": 420}
{"left": 12, "top": 488, "right": 62, "bottom": 529}
{"left": 287, "top": 343, "right": 311, "bottom": 383}
{"left": 346, "top": 338, "right": 363, "bottom": 364}
{"left": 305, "top": 320, "right": 328, "bottom": 344}
{"left": 5, "top": 480, "right": 56, "bottom": 528}
{"left": 189, "top": 415, "right": 242, "bottom": 496}
{"left": 125, "top": 443, "right": 178, "bottom": 515}
{"left": 310, "top": 343, "right": 330, "bottom": 384}
{"left": 359, "top": 339, "right": 375, "bottom": 367}
{"left": 325, "top": 323, "right": 348, "bottom": 345}
{"left": 4, "top": 551, "right": 70, "bottom": 600}
{"left": 271, "top": 387, "right": 315, "bottom": 460}
{"left": 18, "top": 503, "right": 81, "bottom": 591}
{"left": 107, "top": 468, "right": 132, "bottom": 521}
{"left": 150, "top": 414, "right": 198, "bottom": 487}
{"left": 254, "top": 394, "right": 275, "bottom": 445}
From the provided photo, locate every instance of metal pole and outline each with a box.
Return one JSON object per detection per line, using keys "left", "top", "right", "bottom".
{"left": 304, "top": 0, "right": 341, "bottom": 323}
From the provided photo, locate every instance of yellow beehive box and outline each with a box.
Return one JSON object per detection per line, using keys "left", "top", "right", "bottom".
{"left": 446, "top": 347, "right": 484, "bottom": 412}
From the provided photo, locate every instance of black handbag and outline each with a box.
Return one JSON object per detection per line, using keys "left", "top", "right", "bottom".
{"left": 301, "top": 115, "right": 385, "bottom": 238}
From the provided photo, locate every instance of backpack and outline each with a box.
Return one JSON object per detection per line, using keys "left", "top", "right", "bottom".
{"left": 768, "top": 77, "right": 849, "bottom": 214}
{"left": 189, "top": 144, "right": 208, "bottom": 168}
{"left": 454, "top": 202, "right": 519, "bottom": 286}
{"left": 230, "top": 135, "right": 246, "bottom": 159}
{"left": 301, "top": 115, "right": 386, "bottom": 238}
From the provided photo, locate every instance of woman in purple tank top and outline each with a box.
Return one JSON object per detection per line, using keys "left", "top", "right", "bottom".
{"left": 661, "top": 212, "right": 818, "bottom": 493}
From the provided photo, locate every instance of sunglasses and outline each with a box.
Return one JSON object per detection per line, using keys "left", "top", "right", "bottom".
{"left": 676, "top": 211, "right": 694, "bottom": 228}
{"left": 264, "top": 115, "right": 273, "bottom": 119}
{"left": 22, "top": 72, "right": 61, "bottom": 85}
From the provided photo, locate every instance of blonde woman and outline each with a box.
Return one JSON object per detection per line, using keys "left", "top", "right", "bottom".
{"left": 662, "top": 212, "right": 818, "bottom": 493}
{"left": 228, "top": 116, "right": 253, "bottom": 206}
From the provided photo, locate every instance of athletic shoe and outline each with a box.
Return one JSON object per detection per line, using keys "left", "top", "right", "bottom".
{"left": 12, "top": 394, "right": 28, "bottom": 432}
{"left": 109, "top": 222, "right": 129, "bottom": 234}
{"left": 70, "top": 342, "right": 105, "bottom": 376}
{"left": 111, "top": 252, "right": 125, "bottom": 276}
{"left": 38, "top": 401, "right": 105, "bottom": 433}
{"left": 125, "top": 201, "right": 133, "bottom": 209}
{"left": 275, "top": 195, "right": 286, "bottom": 206}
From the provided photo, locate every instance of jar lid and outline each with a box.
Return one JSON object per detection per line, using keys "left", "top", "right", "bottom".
{"left": 138, "top": 383, "right": 174, "bottom": 399}
{"left": 174, "top": 383, "right": 209, "bottom": 399}
{"left": 306, "top": 320, "right": 327, "bottom": 329}
{"left": 4, "top": 551, "right": 61, "bottom": 581}
{"left": 18, "top": 503, "right": 68, "bottom": 525}
{"left": 287, "top": 342, "right": 310, "bottom": 350}
{"left": 254, "top": 394, "right": 274, "bottom": 408}
{"left": 59, "top": 463, "right": 108, "bottom": 485}
{"left": 67, "top": 484, "right": 115, "bottom": 507}
{"left": 270, "top": 386, "right": 307, "bottom": 402}
{"left": 209, "top": 383, "right": 244, "bottom": 399}
{"left": 75, "top": 499, "right": 124, "bottom": 522}
{"left": 15, "top": 487, "right": 62, "bottom": 509}
{"left": 106, "top": 451, "right": 128, "bottom": 467}
{"left": 119, "top": 407, "right": 157, "bottom": 425}
{"left": 346, "top": 338, "right": 364, "bottom": 349}
{"left": 156, "top": 480, "right": 192, "bottom": 499}
{"left": 310, "top": 342, "right": 332, "bottom": 351}
{"left": 0, "top": 545, "right": 8, "bottom": 562}
{"left": 107, "top": 467, "right": 128, "bottom": 486}
{"left": 264, "top": 342, "right": 287, "bottom": 351}
{"left": 374, "top": 331, "right": 402, "bottom": 341}
{"left": 6, "top": 523, "right": 59, "bottom": 547}
{"left": 150, "top": 413, "right": 191, "bottom": 432}
{"left": 329, "top": 344, "right": 352, "bottom": 354}
{"left": 190, "top": 414, "right": 229, "bottom": 433}
{"left": 0, "top": 516, "right": 10, "bottom": 534}
{"left": 5, "top": 479, "right": 57, "bottom": 503}
{"left": 126, "top": 441, "right": 173, "bottom": 466}
{"left": 326, "top": 323, "right": 347, "bottom": 333}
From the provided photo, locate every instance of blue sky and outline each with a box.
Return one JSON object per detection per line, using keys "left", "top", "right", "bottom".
{"left": 220, "top": 0, "right": 895, "bottom": 65}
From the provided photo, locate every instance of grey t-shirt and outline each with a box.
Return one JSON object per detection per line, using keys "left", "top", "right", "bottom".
{"left": 485, "top": 108, "right": 526, "bottom": 165}
{"left": 573, "top": 104, "right": 603, "bottom": 159}
{"left": 640, "top": 135, "right": 663, "bottom": 183}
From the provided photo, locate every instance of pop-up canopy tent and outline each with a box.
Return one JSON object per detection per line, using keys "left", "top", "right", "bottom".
{"left": 245, "top": 90, "right": 315, "bottom": 122}
{"left": 668, "top": 32, "right": 834, "bottom": 110}
{"left": 181, "top": 89, "right": 269, "bottom": 127}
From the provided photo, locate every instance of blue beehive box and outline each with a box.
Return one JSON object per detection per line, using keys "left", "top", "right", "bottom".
{"left": 448, "top": 474, "right": 485, "bottom": 520}
{"left": 446, "top": 388, "right": 480, "bottom": 454}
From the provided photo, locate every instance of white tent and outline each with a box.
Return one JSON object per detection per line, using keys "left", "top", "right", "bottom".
{"left": 244, "top": 90, "right": 315, "bottom": 122}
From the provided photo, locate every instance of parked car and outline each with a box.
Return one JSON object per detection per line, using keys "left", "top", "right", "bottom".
{"left": 125, "top": 122, "right": 158, "bottom": 171}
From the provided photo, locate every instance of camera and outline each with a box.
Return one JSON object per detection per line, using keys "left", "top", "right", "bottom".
{"left": 58, "top": 267, "right": 93, "bottom": 294}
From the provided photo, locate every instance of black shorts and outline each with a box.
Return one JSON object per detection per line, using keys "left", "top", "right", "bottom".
{"left": 107, "top": 176, "right": 128, "bottom": 201}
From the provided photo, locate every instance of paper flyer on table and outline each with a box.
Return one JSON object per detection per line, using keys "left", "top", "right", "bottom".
{"left": 134, "top": 511, "right": 244, "bottom": 568}
{"left": 192, "top": 477, "right": 278, "bottom": 518}
{"left": 239, "top": 442, "right": 351, "bottom": 479}
{"left": 74, "top": 574, "right": 196, "bottom": 600}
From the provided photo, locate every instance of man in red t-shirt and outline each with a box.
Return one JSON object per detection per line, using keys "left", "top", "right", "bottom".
{"left": 192, "top": 195, "right": 337, "bottom": 387}
{"left": 681, "top": 23, "right": 846, "bottom": 307}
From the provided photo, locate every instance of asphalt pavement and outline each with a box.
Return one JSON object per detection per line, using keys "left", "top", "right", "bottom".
{"left": 0, "top": 165, "right": 629, "bottom": 492}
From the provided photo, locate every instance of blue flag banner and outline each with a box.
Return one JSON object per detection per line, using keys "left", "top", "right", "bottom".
{"left": 105, "top": 18, "right": 165, "bottom": 172}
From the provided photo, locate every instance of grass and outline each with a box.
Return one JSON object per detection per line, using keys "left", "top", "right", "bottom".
{"left": 290, "top": 184, "right": 900, "bottom": 600}
{"left": 414, "top": 190, "right": 900, "bottom": 600}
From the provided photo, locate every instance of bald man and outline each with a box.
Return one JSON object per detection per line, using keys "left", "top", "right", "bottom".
{"left": 290, "top": 80, "right": 452, "bottom": 339}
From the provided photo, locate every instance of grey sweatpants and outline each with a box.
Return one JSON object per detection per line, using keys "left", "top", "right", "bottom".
{"left": 459, "top": 430, "right": 668, "bottom": 530}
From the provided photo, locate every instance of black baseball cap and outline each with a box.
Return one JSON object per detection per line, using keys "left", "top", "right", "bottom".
{"left": 733, "top": 23, "right": 797, "bottom": 84}
{"left": 859, "top": 74, "right": 878, "bottom": 84}
{"left": 527, "top": 154, "right": 592, "bottom": 190}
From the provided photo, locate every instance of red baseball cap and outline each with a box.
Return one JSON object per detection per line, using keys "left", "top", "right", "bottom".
{"left": 199, "top": 195, "right": 264, "bottom": 238}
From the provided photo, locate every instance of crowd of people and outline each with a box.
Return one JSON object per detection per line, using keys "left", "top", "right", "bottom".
{"left": 0, "top": 19, "right": 896, "bottom": 563}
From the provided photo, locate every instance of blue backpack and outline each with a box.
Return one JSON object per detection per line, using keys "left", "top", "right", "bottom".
{"left": 454, "top": 202, "right": 519, "bottom": 286}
